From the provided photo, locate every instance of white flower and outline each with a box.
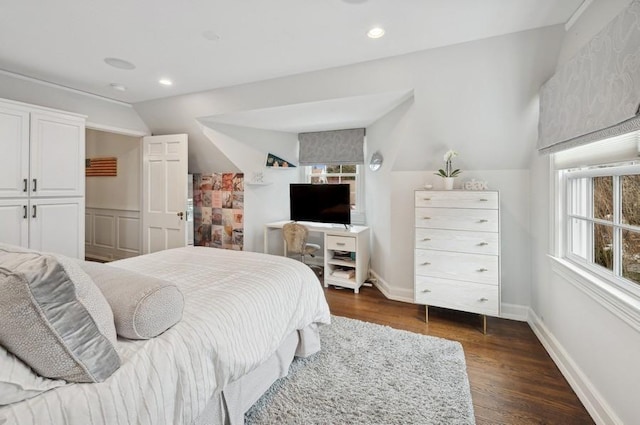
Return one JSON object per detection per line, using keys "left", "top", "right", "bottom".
{"left": 443, "top": 150, "right": 457, "bottom": 162}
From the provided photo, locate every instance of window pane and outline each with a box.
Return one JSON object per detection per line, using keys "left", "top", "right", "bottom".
{"left": 326, "top": 165, "right": 341, "bottom": 173}
{"left": 569, "top": 178, "right": 589, "bottom": 217}
{"left": 570, "top": 218, "right": 588, "bottom": 260}
{"left": 622, "top": 229, "right": 640, "bottom": 285}
{"left": 622, "top": 175, "right": 640, "bottom": 227}
{"left": 341, "top": 164, "right": 356, "bottom": 173}
{"left": 594, "top": 223, "right": 613, "bottom": 271}
{"left": 310, "top": 176, "right": 324, "bottom": 184}
{"left": 593, "top": 176, "right": 613, "bottom": 221}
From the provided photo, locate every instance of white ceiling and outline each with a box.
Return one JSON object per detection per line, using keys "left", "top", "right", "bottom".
{"left": 0, "top": 0, "right": 584, "bottom": 104}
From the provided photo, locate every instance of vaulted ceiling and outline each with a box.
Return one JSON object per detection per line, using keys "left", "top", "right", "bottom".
{"left": 0, "top": 0, "right": 584, "bottom": 104}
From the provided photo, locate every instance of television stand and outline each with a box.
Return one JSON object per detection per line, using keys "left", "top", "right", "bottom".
{"left": 264, "top": 221, "right": 370, "bottom": 293}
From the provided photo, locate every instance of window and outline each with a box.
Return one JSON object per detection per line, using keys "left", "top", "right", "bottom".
{"left": 305, "top": 164, "right": 365, "bottom": 224}
{"left": 563, "top": 164, "right": 640, "bottom": 296}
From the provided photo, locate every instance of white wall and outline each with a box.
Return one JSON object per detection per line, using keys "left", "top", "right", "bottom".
{"left": 134, "top": 26, "right": 564, "bottom": 313}
{"left": 85, "top": 129, "right": 141, "bottom": 210}
{"left": 529, "top": 1, "right": 639, "bottom": 423}
{"left": 0, "top": 72, "right": 149, "bottom": 134}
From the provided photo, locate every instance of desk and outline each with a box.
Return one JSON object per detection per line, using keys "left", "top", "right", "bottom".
{"left": 264, "top": 221, "right": 370, "bottom": 293}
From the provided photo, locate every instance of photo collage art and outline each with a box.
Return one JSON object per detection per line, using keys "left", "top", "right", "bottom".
{"left": 193, "top": 173, "right": 244, "bottom": 250}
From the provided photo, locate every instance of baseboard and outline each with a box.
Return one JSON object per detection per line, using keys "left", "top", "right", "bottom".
{"left": 527, "top": 309, "right": 621, "bottom": 425}
{"left": 369, "top": 270, "right": 413, "bottom": 303}
{"left": 500, "top": 303, "right": 528, "bottom": 321}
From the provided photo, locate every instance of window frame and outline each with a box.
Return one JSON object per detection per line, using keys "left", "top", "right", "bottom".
{"left": 304, "top": 164, "right": 365, "bottom": 225}
{"left": 560, "top": 163, "right": 640, "bottom": 300}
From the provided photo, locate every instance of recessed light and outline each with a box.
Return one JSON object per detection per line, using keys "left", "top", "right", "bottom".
{"left": 159, "top": 78, "right": 173, "bottom": 86}
{"left": 202, "top": 30, "right": 220, "bottom": 41}
{"left": 367, "top": 27, "right": 385, "bottom": 39}
{"left": 109, "top": 83, "right": 126, "bottom": 91}
{"left": 104, "top": 57, "right": 136, "bottom": 70}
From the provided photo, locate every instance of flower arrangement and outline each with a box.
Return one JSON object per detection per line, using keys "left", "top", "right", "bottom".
{"left": 435, "top": 150, "right": 461, "bottom": 178}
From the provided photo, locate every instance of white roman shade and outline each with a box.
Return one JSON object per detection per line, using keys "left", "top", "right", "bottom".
{"left": 538, "top": 0, "right": 640, "bottom": 154}
{"left": 298, "top": 128, "right": 365, "bottom": 165}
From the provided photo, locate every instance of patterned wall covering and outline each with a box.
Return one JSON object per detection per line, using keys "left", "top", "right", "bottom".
{"left": 298, "top": 128, "right": 365, "bottom": 165}
{"left": 193, "top": 173, "right": 244, "bottom": 250}
{"left": 538, "top": 0, "right": 640, "bottom": 153}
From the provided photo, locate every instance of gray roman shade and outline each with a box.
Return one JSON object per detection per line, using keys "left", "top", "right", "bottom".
{"left": 538, "top": 0, "right": 640, "bottom": 154}
{"left": 298, "top": 128, "right": 365, "bottom": 165}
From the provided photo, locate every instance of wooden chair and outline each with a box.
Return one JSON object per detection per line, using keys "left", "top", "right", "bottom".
{"left": 282, "top": 222, "right": 322, "bottom": 275}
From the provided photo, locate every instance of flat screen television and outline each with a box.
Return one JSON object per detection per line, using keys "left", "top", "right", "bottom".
{"left": 289, "top": 184, "right": 351, "bottom": 225}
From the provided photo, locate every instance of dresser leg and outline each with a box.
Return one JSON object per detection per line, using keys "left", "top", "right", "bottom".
{"left": 425, "top": 305, "right": 429, "bottom": 323}
{"left": 482, "top": 314, "right": 487, "bottom": 334}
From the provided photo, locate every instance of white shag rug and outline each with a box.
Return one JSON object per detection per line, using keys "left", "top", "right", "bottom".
{"left": 245, "top": 315, "right": 476, "bottom": 425}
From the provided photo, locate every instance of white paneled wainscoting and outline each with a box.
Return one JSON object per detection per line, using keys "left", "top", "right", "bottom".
{"left": 85, "top": 208, "right": 141, "bottom": 261}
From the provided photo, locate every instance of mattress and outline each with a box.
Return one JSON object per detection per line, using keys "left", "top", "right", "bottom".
{"left": 0, "top": 247, "right": 331, "bottom": 425}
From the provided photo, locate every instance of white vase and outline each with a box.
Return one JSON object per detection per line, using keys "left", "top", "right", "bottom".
{"left": 443, "top": 177, "right": 455, "bottom": 190}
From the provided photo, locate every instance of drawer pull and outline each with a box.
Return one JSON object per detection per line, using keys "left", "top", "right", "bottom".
{"left": 421, "top": 289, "right": 432, "bottom": 293}
{"left": 478, "top": 242, "right": 488, "bottom": 246}
{"left": 479, "top": 297, "right": 489, "bottom": 302}
{"left": 422, "top": 216, "right": 431, "bottom": 220}
{"left": 32, "top": 178, "right": 37, "bottom": 192}
{"left": 479, "top": 198, "right": 488, "bottom": 202}
{"left": 423, "top": 197, "right": 431, "bottom": 201}
{"left": 336, "top": 242, "right": 346, "bottom": 246}
{"left": 478, "top": 219, "right": 488, "bottom": 223}
{"left": 23, "top": 179, "right": 28, "bottom": 192}
{"left": 477, "top": 268, "right": 488, "bottom": 272}
{"left": 422, "top": 237, "right": 431, "bottom": 241}
{"left": 23, "top": 205, "right": 27, "bottom": 219}
{"left": 421, "top": 261, "right": 431, "bottom": 266}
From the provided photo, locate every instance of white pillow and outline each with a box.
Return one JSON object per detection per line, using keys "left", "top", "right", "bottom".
{"left": 0, "top": 345, "right": 67, "bottom": 406}
{"left": 0, "top": 246, "right": 120, "bottom": 383}
{"left": 80, "top": 261, "right": 184, "bottom": 340}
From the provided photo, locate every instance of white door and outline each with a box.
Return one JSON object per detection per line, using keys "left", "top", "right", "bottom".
{"left": 30, "top": 198, "right": 84, "bottom": 258}
{"left": 0, "top": 199, "right": 29, "bottom": 248}
{"left": 0, "top": 105, "right": 30, "bottom": 198}
{"left": 142, "top": 134, "right": 188, "bottom": 254}
{"left": 30, "top": 112, "right": 85, "bottom": 198}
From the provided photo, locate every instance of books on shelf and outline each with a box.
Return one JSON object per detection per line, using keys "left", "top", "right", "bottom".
{"left": 331, "top": 267, "right": 355, "bottom": 279}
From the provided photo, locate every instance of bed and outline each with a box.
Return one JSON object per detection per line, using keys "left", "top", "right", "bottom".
{"left": 0, "top": 246, "right": 331, "bottom": 425}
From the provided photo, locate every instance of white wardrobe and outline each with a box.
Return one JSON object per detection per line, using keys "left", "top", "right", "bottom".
{"left": 0, "top": 98, "right": 86, "bottom": 258}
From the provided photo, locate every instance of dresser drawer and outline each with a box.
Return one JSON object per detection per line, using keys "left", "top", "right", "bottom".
{"left": 415, "top": 249, "right": 498, "bottom": 285}
{"left": 415, "top": 276, "right": 499, "bottom": 316}
{"left": 327, "top": 235, "right": 356, "bottom": 251}
{"left": 415, "top": 191, "right": 498, "bottom": 209}
{"left": 415, "top": 208, "right": 498, "bottom": 232}
{"left": 415, "top": 228, "right": 499, "bottom": 255}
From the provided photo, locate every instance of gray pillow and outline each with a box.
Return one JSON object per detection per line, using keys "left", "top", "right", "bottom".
{"left": 80, "top": 261, "right": 184, "bottom": 340}
{"left": 0, "top": 247, "right": 120, "bottom": 383}
{"left": 0, "top": 345, "right": 67, "bottom": 405}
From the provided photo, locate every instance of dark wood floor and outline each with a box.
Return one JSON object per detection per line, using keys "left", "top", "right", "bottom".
{"left": 323, "top": 284, "right": 594, "bottom": 425}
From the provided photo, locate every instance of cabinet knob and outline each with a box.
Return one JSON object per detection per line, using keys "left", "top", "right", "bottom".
{"left": 477, "top": 268, "right": 488, "bottom": 272}
{"left": 479, "top": 297, "right": 489, "bottom": 302}
{"left": 421, "top": 289, "right": 432, "bottom": 293}
{"left": 478, "top": 242, "right": 488, "bottom": 246}
{"left": 421, "top": 261, "right": 431, "bottom": 266}
{"left": 478, "top": 219, "right": 488, "bottom": 223}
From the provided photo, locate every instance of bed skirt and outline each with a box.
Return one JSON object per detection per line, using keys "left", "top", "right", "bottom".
{"left": 194, "top": 323, "right": 321, "bottom": 425}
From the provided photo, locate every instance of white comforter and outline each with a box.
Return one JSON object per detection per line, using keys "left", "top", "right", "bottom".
{"left": 0, "top": 247, "right": 331, "bottom": 425}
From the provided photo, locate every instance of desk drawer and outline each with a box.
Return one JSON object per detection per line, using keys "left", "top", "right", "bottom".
{"left": 327, "top": 235, "right": 356, "bottom": 251}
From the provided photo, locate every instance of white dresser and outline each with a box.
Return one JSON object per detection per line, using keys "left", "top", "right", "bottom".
{"left": 414, "top": 190, "right": 500, "bottom": 328}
